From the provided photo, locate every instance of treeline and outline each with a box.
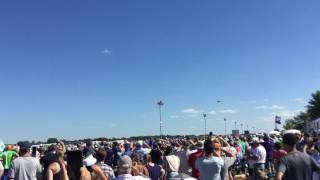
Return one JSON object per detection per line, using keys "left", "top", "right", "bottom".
{"left": 18, "top": 134, "right": 197, "bottom": 145}
{"left": 283, "top": 90, "right": 320, "bottom": 131}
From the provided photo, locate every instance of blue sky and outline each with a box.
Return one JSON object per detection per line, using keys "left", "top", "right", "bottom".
{"left": 1, "top": 0, "right": 320, "bottom": 143}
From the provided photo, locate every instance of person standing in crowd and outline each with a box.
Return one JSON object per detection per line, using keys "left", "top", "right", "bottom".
{"left": 262, "top": 135, "right": 274, "bottom": 177}
{"left": 131, "top": 153, "right": 149, "bottom": 178}
{"left": 249, "top": 137, "right": 266, "bottom": 180}
{"left": 272, "top": 142, "right": 287, "bottom": 171}
{"left": 123, "top": 143, "right": 133, "bottom": 157}
{"left": 239, "top": 137, "right": 248, "bottom": 159}
{"left": 1, "top": 145, "right": 17, "bottom": 180}
{"left": 104, "top": 143, "right": 114, "bottom": 167}
{"left": 144, "top": 154, "right": 165, "bottom": 180}
{"left": 303, "top": 135, "right": 320, "bottom": 180}
{"left": 175, "top": 141, "right": 191, "bottom": 175}
{"left": 195, "top": 139, "right": 227, "bottom": 180}
{"left": 150, "top": 142, "right": 163, "bottom": 165}
{"left": 276, "top": 133, "right": 320, "bottom": 180}
{"left": 66, "top": 150, "right": 91, "bottom": 180}
{"left": 134, "top": 142, "right": 151, "bottom": 162}
{"left": 112, "top": 142, "right": 122, "bottom": 168}
{"left": 8, "top": 142, "right": 42, "bottom": 180}
{"left": 163, "top": 146, "right": 180, "bottom": 179}
{"left": 83, "top": 141, "right": 96, "bottom": 157}
{"left": 95, "top": 148, "right": 115, "bottom": 179}
{"left": 214, "top": 137, "right": 236, "bottom": 180}
{"left": 296, "top": 133, "right": 308, "bottom": 152}
{"left": 41, "top": 144, "right": 60, "bottom": 179}
{"left": 46, "top": 151, "right": 69, "bottom": 180}
{"left": 83, "top": 153, "right": 108, "bottom": 180}
{"left": 238, "top": 137, "right": 248, "bottom": 174}
{"left": 114, "top": 155, "right": 149, "bottom": 180}
{"left": 188, "top": 141, "right": 204, "bottom": 179}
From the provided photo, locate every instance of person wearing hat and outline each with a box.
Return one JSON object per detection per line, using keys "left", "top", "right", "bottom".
{"left": 114, "top": 155, "right": 149, "bottom": 180}
{"left": 83, "top": 154, "right": 108, "bottom": 180}
{"left": 248, "top": 137, "right": 266, "bottom": 180}
{"left": 188, "top": 141, "right": 204, "bottom": 179}
{"left": 8, "top": 142, "right": 42, "bottom": 180}
{"left": 1, "top": 144, "right": 17, "bottom": 180}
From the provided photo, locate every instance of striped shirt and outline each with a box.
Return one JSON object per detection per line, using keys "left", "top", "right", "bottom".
{"left": 97, "top": 162, "right": 115, "bottom": 178}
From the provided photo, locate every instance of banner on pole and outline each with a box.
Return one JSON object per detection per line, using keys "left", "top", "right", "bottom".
{"left": 275, "top": 116, "right": 281, "bottom": 124}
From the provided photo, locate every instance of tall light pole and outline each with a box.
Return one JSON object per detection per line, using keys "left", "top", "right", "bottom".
{"left": 224, "top": 118, "right": 227, "bottom": 135}
{"left": 203, "top": 113, "right": 207, "bottom": 138}
{"left": 240, "top": 123, "right": 243, "bottom": 134}
{"left": 157, "top": 100, "right": 164, "bottom": 139}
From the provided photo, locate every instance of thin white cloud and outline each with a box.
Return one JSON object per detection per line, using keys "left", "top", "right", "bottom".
{"left": 255, "top": 105, "right": 285, "bottom": 110}
{"left": 271, "top": 110, "right": 302, "bottom": 118}
{"left": 169, "top": 115, "right": 179, "bottom": 119}
{"left": 102, "top": 49, "right": 112, "bottom": 54}
{"left": 181, "top": 108, "right": 201, "bottom": 114}
{"left": 220, "top": 109, "right": 237, "bottom": 114}
{"left": 294, "top": 98, "right": 305, "bottom": 103}
{"left": 208, "top": 110, "right": 217, "bottom": 115}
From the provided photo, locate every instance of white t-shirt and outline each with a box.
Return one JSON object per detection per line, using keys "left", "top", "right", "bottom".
{"left": 115, "top": 174, "right": 150, "bottom": 180}
{"left": 251, "top": 145, "right": 266, "bottom": 164}
{"left": 9, "top": 156, "right": 42, "bottom": 180}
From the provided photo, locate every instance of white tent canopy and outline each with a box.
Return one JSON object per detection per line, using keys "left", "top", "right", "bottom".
{"left": 283, "top": 129, "right": 301, "bottom": 135}
{"left": 269, "top": 130, "right": 281, "bottom": 136}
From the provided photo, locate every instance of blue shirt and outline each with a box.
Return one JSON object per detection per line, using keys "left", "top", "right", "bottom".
{"left": 123, "top": 150, "right": 133, "bottom": 157}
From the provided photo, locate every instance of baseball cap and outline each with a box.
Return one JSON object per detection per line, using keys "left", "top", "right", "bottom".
{"left": 251, "top": 137, "right": 259, "bottom": 143}
{"left": 83, "top": 154, "right": 97, "bottom": 167}
{"left": 118, "top": 155, "right": 132, "bottom": 169}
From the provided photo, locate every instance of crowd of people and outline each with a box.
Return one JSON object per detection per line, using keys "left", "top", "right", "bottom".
{"left": 1, "top": 131, "right": 320, "bottom": 180}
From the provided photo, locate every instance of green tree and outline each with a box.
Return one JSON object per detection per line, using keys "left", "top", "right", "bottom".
{"left": 294, "top": 112, "right": 310, "bottom": 131}
{"left": 283, "top": 119, "right": 296, "bottom": 130}
{"left": 307, "top": 90, "right": 320, "bottom": 120}
{"left": 283, "top": 112, "right": 310, "bottom": 131}
{"left": 47, "top": 138, "right": 58, "bottom": 144}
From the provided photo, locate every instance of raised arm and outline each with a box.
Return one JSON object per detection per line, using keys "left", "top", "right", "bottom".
{"left": 47, "top": 162, "right": 61, "bottom": 180}
{"left": 91, "top": 165, "right": 108, "bottom": 180}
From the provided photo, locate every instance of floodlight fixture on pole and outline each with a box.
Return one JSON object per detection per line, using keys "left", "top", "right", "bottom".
{"left": 157, "top": 100, "right": 164, "bottom": 139}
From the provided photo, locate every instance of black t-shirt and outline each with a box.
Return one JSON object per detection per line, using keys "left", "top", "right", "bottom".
{"left": 150, "top": 148, "right": 163, "bottom": 165}
{"left": 278, "top": 151, "right": 320, "bottom": 180}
